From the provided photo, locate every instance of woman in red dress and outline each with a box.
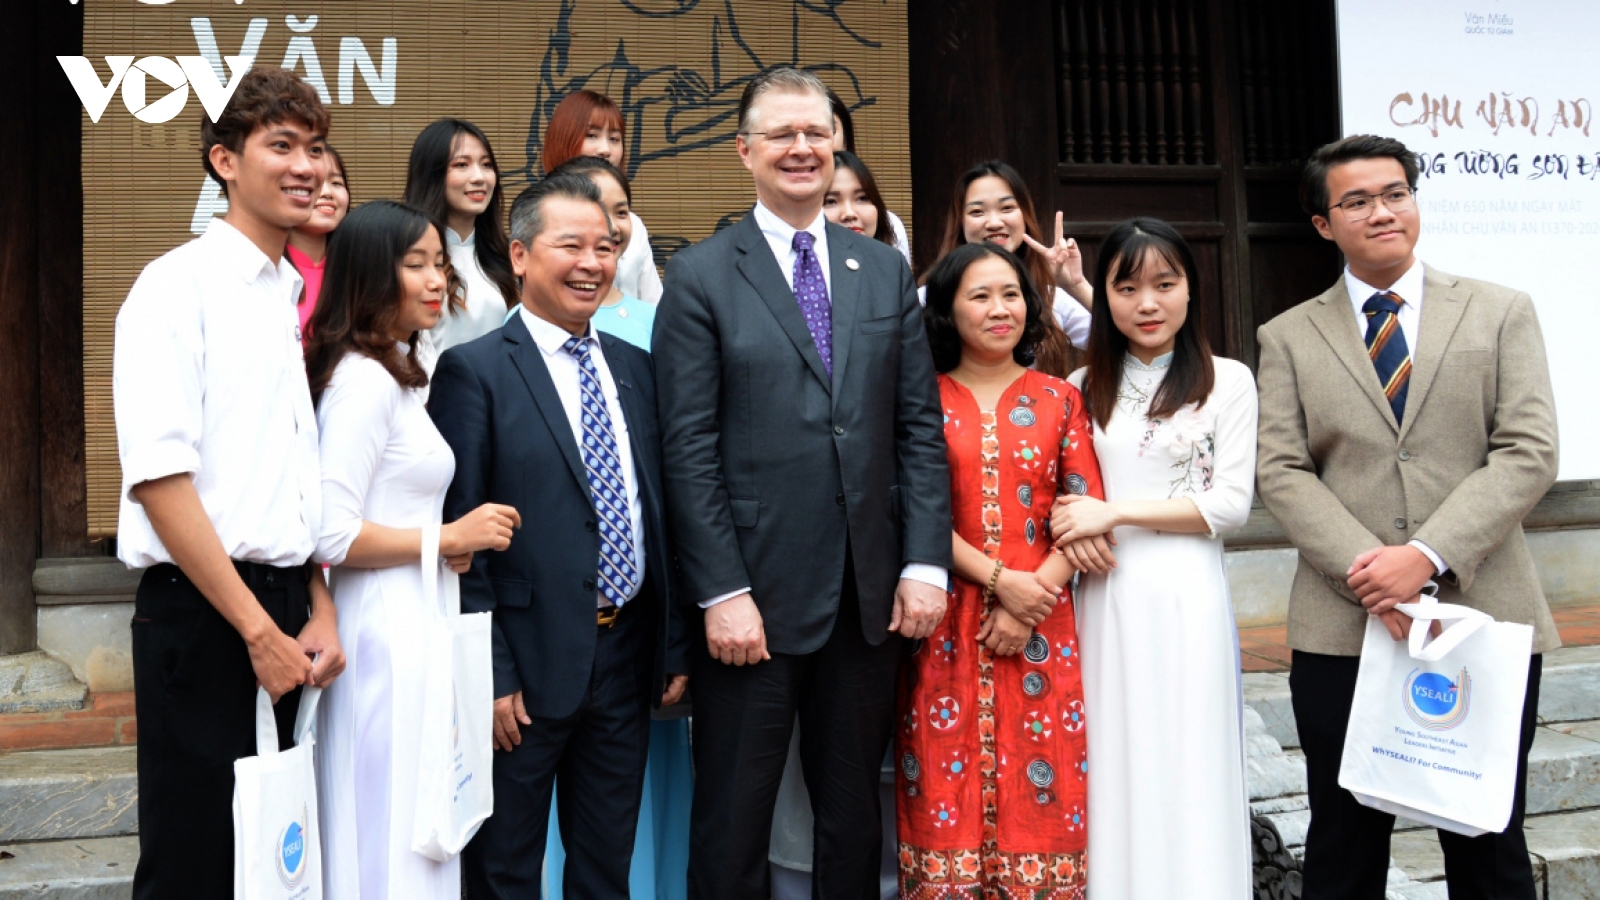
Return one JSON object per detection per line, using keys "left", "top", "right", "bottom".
{"left": 899, "top": 242, "right": 1104, "bottom": 899}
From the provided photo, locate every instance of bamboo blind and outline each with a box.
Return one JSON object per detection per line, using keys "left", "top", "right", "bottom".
{"left": 84, "top": 0, "right": 912, "bottom": 537}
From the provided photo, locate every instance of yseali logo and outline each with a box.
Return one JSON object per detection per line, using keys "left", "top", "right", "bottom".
{"left": 1402, "top": 667, "right": 1472, "bottom": 731}
{"left": 57, "top": 55, "right": 253, "bottom": 123}
{"left": 275, "top": 806, "right": 310, "bottom": 888}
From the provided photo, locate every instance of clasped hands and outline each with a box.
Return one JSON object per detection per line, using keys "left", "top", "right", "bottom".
{"left": 979, "top": 566, "right": 1060, "bottom": 657}
{"left": 1347, "top": 544, "right": 1441, "bottom": 641}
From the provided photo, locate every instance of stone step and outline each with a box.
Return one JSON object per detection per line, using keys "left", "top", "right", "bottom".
{"left": 1242, "top": 643, "right": 1600, "bottom": 752}
{"left": 0, "top": 748, "right": 137, "bottom": 844}
{"left": 0, "top": 836, "right": 136, "bottom": 899}
{"left": 1389, "top": 807, "right": 1600, "bottom": 898}
{"left": 0, "top": 654, "right": 86, "bottom": 715}
{"left": 1255, "top": 720, "right": 1600, "bottom": 845}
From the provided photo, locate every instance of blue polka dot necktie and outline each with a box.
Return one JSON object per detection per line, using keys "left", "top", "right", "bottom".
{"left": 562, "top": 335, "right": 639, "bottom": 608}
{"left": 791, "top": 231, "right": 832, "bottom": 375}
{"left": 1363, "top": 291, "right": 1412, "bottom": 426}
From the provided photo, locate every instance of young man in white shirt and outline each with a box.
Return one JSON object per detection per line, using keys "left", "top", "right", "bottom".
{"left": 113, "top": 66, "right": 346, "bottom": 899}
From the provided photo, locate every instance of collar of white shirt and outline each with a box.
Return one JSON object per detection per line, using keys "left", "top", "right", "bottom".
{"left": 205, "top": 217, "right": 303, "bottom": 293}
{"left": 1344, "top": 259, "right": 1425, "bottom": 321}
{"left": 518, "top": 304, "right": 596, "bottom": 358}
{"left": 448, "top": 226, "right": 476, "bottom": 250}
{"left": 752, "top": 200, "right": 830, "bottom": 289}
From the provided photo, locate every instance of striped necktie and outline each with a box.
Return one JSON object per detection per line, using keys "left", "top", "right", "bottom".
{"left": 1362, "top": 291, "right": 1411, "bottom": 426}
{"left": 562, "top": 335, "right": 639, "bottom": 608}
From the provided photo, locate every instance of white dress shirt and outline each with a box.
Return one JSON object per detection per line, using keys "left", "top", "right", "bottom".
{"left": 1343, "top": 260, "right": 1448, "bottom": 576}
{"left": 518, "top": 306, "right": 646, "bottom": 606}
{"left": 701, "top": 203, "right": 947, "bottom": 607}
{"left": 615, "top": 211, "right": 664, "bottom": 303}
{"left": 430, "top": 228, "right": 512, "bottom": 355}
{"left": 114, "top": 218, "right": 321, "bottom": 569}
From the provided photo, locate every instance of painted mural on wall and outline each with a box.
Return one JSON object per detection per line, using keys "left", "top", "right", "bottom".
{"left": 79, "top": 0, "right": 911, "bottom": 534}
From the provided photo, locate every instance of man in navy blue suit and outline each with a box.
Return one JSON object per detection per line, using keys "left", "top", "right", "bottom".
{"left": 430, "top": 173, "right": 688, "bottom": 900}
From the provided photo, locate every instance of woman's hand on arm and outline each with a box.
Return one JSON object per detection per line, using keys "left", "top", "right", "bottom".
{"left": 953, "top": 530, "right": 1052, "bottom": 625}
{"left": 976, "top": 607, "right": 1033, "bottom": 656}
{"left": 993, "top": 568, "right": 1057, "bottom": 627}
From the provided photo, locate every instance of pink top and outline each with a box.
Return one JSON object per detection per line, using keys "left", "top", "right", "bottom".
{"left": 286, "top": 244, "right": 325, "bottom": 342}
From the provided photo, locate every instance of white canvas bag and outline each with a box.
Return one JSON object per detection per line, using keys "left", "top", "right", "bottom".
{"left": 410, "top": 522, "right": 496, "bottom": 861}
{"left": 1338, "top": 594, "right": 1533, "bottom": 836}
{"left": 233, "top": 685, "right": 323, "bottom": 900}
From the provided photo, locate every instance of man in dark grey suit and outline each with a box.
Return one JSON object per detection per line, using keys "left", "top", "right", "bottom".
{"left": 653, "top": 67, "right": 952, "bottom": 899}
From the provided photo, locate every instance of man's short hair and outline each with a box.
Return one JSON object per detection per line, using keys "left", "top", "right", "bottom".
{"left": 200, "top": 67, "right": 329, "bottom": 198}
{"left": 508, "top": 174, "right": 605, "bottom": 246}
{"left": 1300, "top": 134, "right": 1420, "bottom": 217}
{"left": 736, "top": 67, "right": 830, "bottom": 136}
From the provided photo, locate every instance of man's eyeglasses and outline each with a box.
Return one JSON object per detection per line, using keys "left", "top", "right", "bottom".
{"left": 1329, "top": 186, "right": 1417, "bottom": 221}
{"left": 745, "top": 128, "right": 834, "bottom": 148}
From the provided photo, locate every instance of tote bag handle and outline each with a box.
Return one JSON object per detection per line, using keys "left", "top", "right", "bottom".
{"left": 252, "top": 683, "right": 323, "bottom": 756}
{"left": 1397, "top": 594, "right": 1491, "bottom": 662}
{"left": 421, "top": 521, "right": 461, "bottom": 620}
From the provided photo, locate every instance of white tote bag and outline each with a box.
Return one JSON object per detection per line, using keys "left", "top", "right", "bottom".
{"left": 1338, "top": 595, "right": 1533, "bottom": 836}
{"left": 233, "top": 685, "right": 323, "bottom": 900}
{"left": 410, "top": 522, "right": 496, "bottom": 861}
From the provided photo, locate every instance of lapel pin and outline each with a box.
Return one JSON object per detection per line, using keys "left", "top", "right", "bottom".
{"left": 845, "top": 258, "right": 860, "bottom": 271}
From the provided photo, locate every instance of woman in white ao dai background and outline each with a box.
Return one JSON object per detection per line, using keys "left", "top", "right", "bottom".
{"left": 1052, "top": 218, "right": 1257, "bottom": 898}
{"left": 306, "top": 201, "right": 519, "bottom": 899}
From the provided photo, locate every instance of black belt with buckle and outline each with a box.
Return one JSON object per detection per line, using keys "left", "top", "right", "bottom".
{"left": 597, "top": 605, "right": 620, "bottom": 627}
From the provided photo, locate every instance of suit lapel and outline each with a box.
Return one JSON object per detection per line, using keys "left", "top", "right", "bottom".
{"left": 733, "top": 212, "right": 831, "bottom": 392}
{"left": 1398, "top": 267, "right": 1469, "bottom": 443}
{"left": 826, "top": 223, "right": 862, "bottom": 401}
{"left": 1307, "top": 279, "right": 1400, "bottom": 434}
{"left": 503, "top": 313, "right": 590, "bottom": 497}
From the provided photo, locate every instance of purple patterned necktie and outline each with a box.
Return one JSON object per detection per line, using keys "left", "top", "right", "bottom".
{"left": 791, "top": 231, "right": 832, "bottom": 375}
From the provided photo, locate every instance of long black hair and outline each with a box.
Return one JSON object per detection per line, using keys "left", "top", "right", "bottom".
{"left": 935, "top": 160, "right": 1074, "bottom": 377}
{"left": 305, "top": 200, "right": 446, "bottom": 402}
{"left": 1081, "top": 217, "right": 1215, "bottom": 430}
{"left": 402, "top": 118, "right": 519, "bottom": 312}
{"left": 829, "top": 150, "right": 894, "bottom": 246}
{"left": 923, "top": 242, "right": 1046, "bottom": 373}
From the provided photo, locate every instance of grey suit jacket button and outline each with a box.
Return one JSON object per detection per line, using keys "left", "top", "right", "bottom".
{"left": 1393, "top": 517, "right": 1407, "bottom": 530}
{"left": 834, "top": 426, "right": 845, "bottom": 435}
{"left": 1398, "top": 449, "right": 1411, "bottom": 461}
{"left": 836, "top": 493, "right": 846, "bottom": 507}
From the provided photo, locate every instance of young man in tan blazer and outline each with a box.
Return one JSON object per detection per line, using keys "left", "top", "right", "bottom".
{"left": 1256, "top": 134, "right": 1559, "bottom": 899}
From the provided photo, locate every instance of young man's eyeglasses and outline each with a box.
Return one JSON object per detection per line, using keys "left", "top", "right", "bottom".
{"left": 1329, "top": 186, "right": 1417, "bottom": 221}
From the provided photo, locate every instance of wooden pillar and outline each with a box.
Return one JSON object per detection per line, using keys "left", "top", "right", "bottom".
{"left": 37, "top": 1, "right": 89, "bottom": 560}
{"left": 0, "top": 2, "right": 46, "bottom": 653}
{"left": 0, "top": 1, "right": 87, "bottom": 654}
{"left": 908, "top": 0, "right": 1061, "bottom": 273}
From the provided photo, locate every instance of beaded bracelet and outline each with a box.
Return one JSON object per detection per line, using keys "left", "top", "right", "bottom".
{"left": 983, "top": 558, "right": 1004, "bottom": 599}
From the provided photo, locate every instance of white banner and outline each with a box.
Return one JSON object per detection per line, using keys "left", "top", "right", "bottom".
{"left": 1336, "top": 0, "right": 1600, "bottom": 479}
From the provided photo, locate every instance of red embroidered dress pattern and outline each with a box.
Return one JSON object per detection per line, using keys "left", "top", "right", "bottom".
{"left": 897, "top": 371, "right": 1105, "bottom": 900}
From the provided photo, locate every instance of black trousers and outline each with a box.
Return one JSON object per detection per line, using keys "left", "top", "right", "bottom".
{"left": 688, "top": 575, "right": 901, "bottom": 900}
{"left": 130, "top": 561, "right": 310, "bottom": 900}
{"left": 463, "top": 600, "right": 654, "bottom": 900}
{"left": 1291, "top": 650, "right": 1543, "bottom": 900}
